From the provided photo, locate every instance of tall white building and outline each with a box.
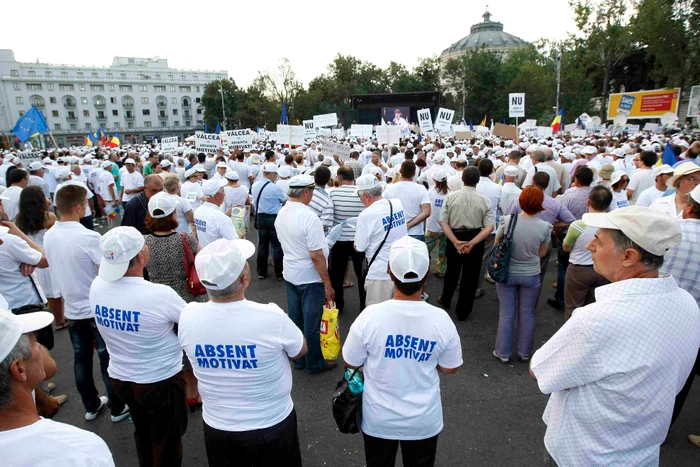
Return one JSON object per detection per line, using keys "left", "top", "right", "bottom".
{"left": 0, "top": 49, "right": 227, "bottom": 148}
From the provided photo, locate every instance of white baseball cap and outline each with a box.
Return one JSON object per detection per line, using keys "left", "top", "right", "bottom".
{"left": 288, "top": 174, "right": 315, "bottom": 188}
{"left": 504, "top": 166, "right": 520, "bottom": 177}
{"left": 432, "top": 170, "right": 447, "bottom": 182}
{"left": 262, "top": 162, "right": 278, "bottom": 173}
{"left": 194, "top": 164, "right": 206, "bottom": 173}
{"left": 278, "top": 166, "right": 291, "bottom": 178}
{"left": 433, "top": 154, "right": 446, "bottom": 163}
{"left": 653, "top": 164, "right": 674, "bottom": 178}
{"left": 148, "top": 192, "right": 178, "bottom": 218}
{"left": 184, "top": 167, "right": 197, "bottom": 179}
{"left": 389, "top": 236, "right": 430, "bottom": 283}
{"left": 101, "top": 161, "right": 112, "bottom": 169}
{"left": 610, "top": 170, "right": 628, "bottom": 185}
{"left": 28, "top": 161, "right": 45, "bottom": 171}
{"left": 690, "top": 185, "right": 700, "bottom": 204}
{"left": 195, "top": 238, "right": 256, "bottom": 290}
{"left": 0, "top": 309, "right": 54, "bottom": 363}
{"left": 216, "top": 161, "right": 228, "bottom": 168}
{"left": 224, "top": 170, "right": 239, "bottom": 181}
{"left": 160, "top": 159, "right": 171, "bottom": 168}
{"left": 98, "top": 226, "right": 146, "bottom": 281}
{"left": 124, "top": 158, "right": 136, "bottom": 165}
{"left": 354, "top": 174, "right": 381, "bottom": 194}
{"left": 202, "top": 179, "right": 227, "bottom": 197}
{"left": 582, "top": 206, "right": 681, "bottom": 256}
{"left": 582, "top": 146, "right": 597, "bottom": 155}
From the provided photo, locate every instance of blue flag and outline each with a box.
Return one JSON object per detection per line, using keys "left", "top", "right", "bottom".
{"left": 577, "top": 116, "right": 584, "bottom": 128}
{"left": 88, "top": 131, "right": 98, "bottom": 145}
{"left": 205, "top": 123, "right": 210, "bottom": 133}
{"left": 12, "top": 106, "right": 49, "bottom": 142}
{"left": 280, "top": 102, "right": 288, "bottom": 125}
{"left": 461, "top": 117, "right": 467, "bottom": 126}
{"left": 661, "top": 143, "right": 678, "bottom": 166}
{"left": 215, "top": 123, "right": 221, "bottom": 135}
{"left": 469, "top": 119, "right": 474, "bottom": 132}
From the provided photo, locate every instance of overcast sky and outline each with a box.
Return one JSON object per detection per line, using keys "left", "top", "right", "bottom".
{"left": 2, "top": 0, "right": 576, "bottom": 88}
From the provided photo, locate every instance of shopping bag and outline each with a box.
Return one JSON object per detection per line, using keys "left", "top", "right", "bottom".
{"left": 230, "top": 206, "right": 247, "bottom": 238}
{"left": 321, "top": 301, "right": 340, "bottom": 361}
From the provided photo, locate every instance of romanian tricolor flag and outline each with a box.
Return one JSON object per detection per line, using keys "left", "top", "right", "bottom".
{"left": 550, "top": 108, "right": 564, "bottom": 133}
{"left": 96, "top": 129, "right": 108, "bottom": 146}
{"left": 108, "top": 131, "right": 121, "bottom": 148}
{"left": 85, "top": 135, "right": 93, "bottom": 146}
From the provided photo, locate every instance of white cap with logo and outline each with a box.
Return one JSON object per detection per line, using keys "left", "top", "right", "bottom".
{"left": 148, "top": 192, "right": 178, "bottom": 218}
{"left": 202, "top": 179, "right": 227, "bottom": 197}
{"left": 389, "top": 236, "right": 430, "bottom": 283}
{"left": 195, "top": 238, "right": 256, "bottom": 290}
{"left": 98, "top": 226, "right": 146, "bottom": 281}
{"left": 354, "top": 174, "right": 381, "bottom": 195}
{"left": 262, "top": 162, "right": 278, "bottom": 173}
{"left": 0, "top": 309, "right": 54, "bottom": 363}
{"left": 288, "top": 174, "right": 315, "bottom": 188}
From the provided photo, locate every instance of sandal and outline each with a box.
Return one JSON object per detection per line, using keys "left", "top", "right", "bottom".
{"left": 343, "top": 281, "right": 354, "bottom": 288}
{"left": 55, "top": 321, "right": 69, "bottom": 331}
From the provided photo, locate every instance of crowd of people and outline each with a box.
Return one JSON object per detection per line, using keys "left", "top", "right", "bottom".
{"left": 0, "top": 127, "right": 699, "bottom": 466}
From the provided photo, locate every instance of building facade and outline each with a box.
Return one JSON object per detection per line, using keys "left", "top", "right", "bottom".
{"left": 0, "top": 49, "right": 227, "bottom": 148}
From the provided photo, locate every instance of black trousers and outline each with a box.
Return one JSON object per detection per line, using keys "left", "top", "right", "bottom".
{"left": 363, "top": 433, "right": 439, "bottom": 467}
{"left": 329, "top": 240, "right": 366, "bottom": 312}
{"left": 442, "top": 229, "right": 485, "bottom": 320}
{"left": 256, "top": 213, "right": 283, "bottom": 278}
{"left": 203, "top": 409, "right": 302, "bottom": 467}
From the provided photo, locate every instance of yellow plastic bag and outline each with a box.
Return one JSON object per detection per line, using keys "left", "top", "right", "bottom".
{"left": 321, "top": 301, "right": 341, "bottom": 361}
{"left": 230, "top": 206, "right": 247, "bottom": 239}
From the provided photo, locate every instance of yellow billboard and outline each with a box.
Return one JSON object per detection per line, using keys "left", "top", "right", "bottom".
{"left": 607, "top": 88, "right": 681, "bottom": 120}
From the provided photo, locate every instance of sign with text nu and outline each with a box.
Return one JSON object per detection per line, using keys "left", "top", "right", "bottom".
{"left": 434, "top": 108, "right": 454, "bottom": 133}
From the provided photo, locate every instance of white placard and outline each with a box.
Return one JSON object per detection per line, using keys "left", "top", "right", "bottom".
{"left": 276, "top": 125, "right": 305, "bottom": 146}
{"left": 350, "top": 124, "right": 373, "bottom": 138}
{"left": 161, "top": 136, "right": 178, "bottom": 153}
{"left": 313, "top": 113, "right": 338, "bottom": 128}
{"left": 642, "top": 122, "right": 659, "bottom": 132}
{"left": 376, "top": 126, "right": 401, "bottom": 145}
{"left": 303, "top": 119, "right": 316, "bottom": 137}
{"left": 563, "top": 123, "right": 577, "bottom": 132}
{"left": 434, "top": 108, "right": 455, "bottom": 133}
{"left": 291, "top": 126, "right": 305, "bottom": 146}
{"left": 688, "top": 85, "right": 700, "bottom": 118}
{"left": 223, "top": 129, "right": 253, "bottom": 150}
{"left": 417, "top": 108, "right": 434, "bottom": 134}
{"left": 573, "top": 129, "right": 586, "bottom": 137}
{"left": 319, "top": 141, "right": 353, "bottom": 161}
{"left": 332, "top": 128, "right": 346, "bottom": 139}
{"left": 509, "top": 93, "right": 525, "bottom": 118}
{"left": 17, "top": 151, "right": 43, "bottom": 164}
{"left": 195, "top": 132, "right": 221, "bottom": 154}
{"left": 625, "top": 124, "right": 640, "bottom": 133}
{"left": 536, "top": 126, "right": 553, "bottom": 137}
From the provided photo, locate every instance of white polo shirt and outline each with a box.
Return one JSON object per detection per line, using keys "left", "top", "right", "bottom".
{"left": 343, "top": 299, "right": 463, "bottom": 440}
{"left": 275, "top": 201, "right": 328, "bottom": 286}
{"left": 649, "top": 193, "right": 682, "bottom": 219}
{"left": 628, "top": 168, "right": 654, "bottom": 204}
{"left": 43, "top": 222, "right": 101, "bottom": 320}
{"left": 120, "top": 170, "right": 144, "bottom": 203}
{"left": 0, "top": 233, "right": 43, "bottom": 309}
{"left": 178, "top": 299, "right": 304, "bottom": 431}
{"left": 194, "top": 202, "right": 239, "bottom": 248}
{"left": 354, "top": 199, "right": 408, "bottom": 281}
{"left": 635, "top": 186, "right": 666, "bottom": 207}
{"left": 97, "top": 170, "right": 116, "bottom": 201}
{"left": 181, "top": 180, "right": 205, "bottom": 211}
{"left": 531, "top": 276, "right": 700, "bottom": 466}
{"left": 90, "top": 276, "right": 185, "bottom": 384}
{"left": 383, "top": 181, "right": 430, "bottom": 236}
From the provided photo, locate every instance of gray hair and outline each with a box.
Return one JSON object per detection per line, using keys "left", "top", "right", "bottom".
{"left": 544, "top": 148, "right": 554, "bottom": 161}
{"left": 288, "top": 187, "right": 310, "bottom": 199}
{"left": 358, "top": 185, "right": 383, "bottom": 198}
{"left": 610, "top": 230, "right": 664, "bottom": 271}
{"left": 205, "top": 273, "right": 244, "bottom": 301}
{"left": 532, "top": 150, "right": 547, "bottom": 163}
{"left": 0, "top": 335, "right": 31, "bottom": 409}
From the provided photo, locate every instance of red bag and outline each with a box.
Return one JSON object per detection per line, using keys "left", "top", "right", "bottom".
{"left": 181, "top": 233, "right": 207, "bottom": 296}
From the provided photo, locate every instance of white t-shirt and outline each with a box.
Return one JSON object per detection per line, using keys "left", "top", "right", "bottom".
{"left": 90, "top": 276, "right": 185, "bottom": 384}
{"left": 0, "top": 418, "right": 115, "bottom": 467}
{"left": 181, "top": 180, "right": 205, "bottom": 211}
{"left": 224, "top": 185, "right": 249, "bottom": 212}
{"left": 476, "top": 177, "right": 502, "bottom": 229}
{"left": 523, "top": 163, "right": 561, "bottom": 196}
{"left": 0, "top": 233, "right": 43, "bottom": 310}
{"left": 500, "top": 182, "right": 522, "bottom": 214}
{"left": 275, "top": 201, "right": 328, "bottom": 285}
{"left": 383, "top": 181, "right": 430, "bottom": 236}
{"left": 627, "top": 169, "right": 654, "bottom": 205}
{"left": 228, "top": 161, "right": 252, "bottom": 189}
{"left": 276, "top": 179, "right": 290, "bottom": 195}
{"left": 96, "top": 170, "right": 116, "bottom": 201}
{"left": 343, "top": 299, "right": 463, "bottom": 440}
{"left": 194, "top": 202, "right": 239, "bottom": 248}
{"left": 610, "top": 190, "right": 629, "bottom": 210}
{"left": 178, "top": 299, "right": 304, "bottom": 431}
{"left": 2, "top": 185, "right": 23, "bottom": 222}
{"left": 354, "top": 199, "right": 408, "bottom": 281}
{"left": 43, "top": 222, "right": 101, "bottom": 320}
{"left": 166, "top": 193, "right": 192, "bottom": 233}
{"left": 29, "top": 175, "right": 50, "bottom": 199}
{"left": 120, "top": 170, "right": 144, "bottom": 203}
{"left": 635, "top": 185, "right": 666, "bottom": 207}
{"left": 426, "top": 188, "right": 447, "bottom": 233}
{"left": 55, "top": 181, "right": 95, "bottom": 217}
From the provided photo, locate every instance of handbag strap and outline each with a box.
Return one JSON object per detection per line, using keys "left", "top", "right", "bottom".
{"left": 367, "top": 199, "right": 393, "bottom": 271}
{"left": 505, "top": 214, "right": 518, "bottom": 241}
{"left": 254, "top": 180, "right": 271, "bottom": 223}
{"left": 180, "top": 233, "right": 195, "bottom": 268}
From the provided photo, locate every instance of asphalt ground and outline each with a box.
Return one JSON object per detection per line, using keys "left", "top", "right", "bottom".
{"left": 45, "top": 217, "right": 700, "bottom": 466}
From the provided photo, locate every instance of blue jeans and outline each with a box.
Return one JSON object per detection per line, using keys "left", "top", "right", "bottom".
{"left": 495, "top": 274, "right": 541, "bottom": 359}
{"left": 285, "top": 281, "right": 327, "bottom": 373}
{"left": 409, "top": 234, "right": 426, "bottom": 242}
{"left": 67, "top": 318, "right": 125, "bottom": 414}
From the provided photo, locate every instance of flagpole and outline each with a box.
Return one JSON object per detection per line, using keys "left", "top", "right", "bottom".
{"left": 219, "top": 85, "right": 227, "bottom": 131}
{"left": 48, "top": 132, "right": 58, "bottom": 149}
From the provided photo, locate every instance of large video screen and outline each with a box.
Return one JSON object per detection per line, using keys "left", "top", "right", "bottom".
{"left": 382, "top": 107, "right": 410, "bottom": 128}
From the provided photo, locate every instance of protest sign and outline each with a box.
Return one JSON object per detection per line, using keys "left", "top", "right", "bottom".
{"left": 563, "top": 123, "right": 577, "bottom": 132}
{"left": 417, "top": 108, "right": 434, "bottom": 134}
{"left": 223, "top": 129, "right": 253, "bottom": 150}
{"left": 454, "top": 131, "right": 472, "bottom": 140}
{"left": 536, "top": 126, "right": 553, "bottom": 138}
{"left": 195, "top": 132, "right": 221, "bottom": 154}
{"left": 276, "top": 125, "right": 305, "bottom": 146}
{"left": 509, "top": 93, "right": 525, "bottom": 118}
{"left": 161, "top": 136, "right": 178, "bottom": 153}
{"left": 291, "top": 126, "right": 305, "bottom": 146}
{"left": 376, "top": 125, "right": 400, "bottom": 145}
{"left": 16, "top": 151, "right": 43, "bottom": 164}
{"left": 313, "top": 113, "right": 338, "bottom": 128}
{"left": 303, "top": 120, "right": 316, "bottom": 137}
{"left": 493, "top": 123, "right": 517, "bottom": 140}
{"left": 434, "top": 108, "right": 454, "bottom": 133}
{"left": 573, "top": 129, "right": 586, "bottom": 137}
{"left": 332, "top": 128, "right": 346, "bottom": 139}
{"left": 642, "top": 122, "right": 659, "bottom": 132}
{"left": 350, "top": 124, "right": 373, "bottom": 138}
{"left": 319, "top": 141, "right": 353, "bottom": 161}
{"left": 624, "top": 124, "right": 640, "bottom": 133}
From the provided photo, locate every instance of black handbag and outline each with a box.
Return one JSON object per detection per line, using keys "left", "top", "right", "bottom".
{"left": 487, "top": 214, "right": 518, "bottom": 284}
{"left": 253, "top": 180, "right": 271, "bottom": 230}
{"left": 332, "top": 368, "right": 363, "bottom": 434}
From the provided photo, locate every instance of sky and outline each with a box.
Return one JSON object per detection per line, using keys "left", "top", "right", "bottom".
{"left": 1, "top": 0, "right": 576, "bottom": 88}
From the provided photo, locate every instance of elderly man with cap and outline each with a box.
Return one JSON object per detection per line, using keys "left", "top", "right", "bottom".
{"left": 343, "top": 236, "right": 462, "bottom": 467}
{"left": 499, "top": 165, "right": 522, "bottom": 213}
{"left": 96, "top": 160, "right": 119, "bottom": 220}
{"left": 0, "top": 309, "right": 115, "bottom": 465}
{"left": 27, "top": 161, "right": 50, "bottom": 200}
{"left": 120, "top": 158, "right": 144, "bottom": 210}
{"left": 178, "top": 238, "right": 307, "bottom": 466}
{"left": 522, "top": 150, "right": 561, "bottom": 197}
{"left": 211, "top": 161, "right": 229, "bottom": 181}
{"left": 194, "top": 179, "right": 239, "bottom": 248}
{"left": 181, "top": 167, "right": 206, "bottom": 212}
{"left": 89, "top": 226, "right": 189, "bottom": 467}
{"left": 275, "top": 174, "right": 335, "bottom": 374}
{"left": 530, "top": 206, "right": 700, "bottom": 466}
{"left": 252, "top": 162, "right": 287, "bottom": 281}
{"left": 635, "top": 164, "right": 674, "bottom": 207}
{"left": 121, "top": 175, "right": 164, "bottom": 235}
{"left": 649, "top": 162, "right": 700, "bottom": 219}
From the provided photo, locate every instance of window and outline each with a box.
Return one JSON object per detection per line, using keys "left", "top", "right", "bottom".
{"left": 154, "top": 85, "right": 166, "bottom": 92}
{"left": 61, "top": 72, "right": 68, "bottom": 78}
{"left": 159, "top": 110, "right": 166, "bottom": 117}
{"left": 120, "top": 73, "right": 127, "bottom": 79}
{"left": 108, "top": 84, "right": 115, "bottom": 91}
{"left": 171, "top": 97, "right": 177, "bottom": 104}
{"left": 174, "top": 121, "right": 180, "bottom": 127}
{"left": 85, "top": 123, "right": 91, "bottom": 129}
{"left": 182, "top": 98, "right": 190, "bottom": 107}
{"left": 160, "top": 121, "right": 167, "bottom": 127}
{"left": 70, "top": 123, "right": 77, "bottom": 130}
{"left": 205, "top": 75, "right": 210, "bottom": 81}
{"left": 110, "top": 97, "right": 117, "bottom": 104}
{"left": 170, "top": 86, "right": 176, "bottom": 92}
{"left": 28, "top": 70, "right": 36, "bottom": 76}
{"left": 144, "top": 121, "right": 152, "bottom": 128}
{"left": 90, "top": 84, "right": 104, "bottom": 91}
{"left": 107, "top": 73, "right": 113, "bottom": 79}
{"left": 83, "top": 110, "right": 90, "bottom": 117}
{"left": 195, "top": 86, "right": 200, "bottom": 92}
{"left": 59, "top": 84, "right": 74, "bottom": 91}
{"left": 193, "top": 76, "right": 199, "bottom": 81}
{"left": 138, "top": 74, "right": 146, "bottom": 79}
{"left": 139, "top": 85, "right": 147, "bottom": 92}
{"left": 143, "top": 109, "right": 150, "bottom": 115}
{"left": 173, "top": 109, "right": 178, "bottom": 115}
{"left": 79, "top": 84, "right": 85, "bottom": 91}
{"left": 181, "top": 75, "right": 187, "bottom": 80}
{"left": 127, "top": 122, "right": 134, "bottom": 129}
{"left": 10, "top": 70, "right": 19, "bottom": 77}
{"left": 92, "top": 72, "right": 98, "bottom": 78}
{"left": 119, "top": 85, "right": 132, "bottom": 92}
{"left": 81, "top": 97, "right": 88, "bottom": 104}
{"left": 197, "top": 108, "right": 202, "bottom": 115}
{"left": 185, "top": 121, "right": 191, "bottom": 127}
{"left": 27, "top": 83, "right": 42, "bottom": 91}
{"left": 45, "top": 71, "right": 52, "bottom": 78}
{"left": 141, "top": 97, "right": 149, "bottom": 104}
{"left": 67, "top": 111, "right": 76, "bottom": 119}
{"left": 54, "top": 124, "right": 61, "bottom": 130}
{"left": 30, "top": 96, "right": 44, "bottom": 108}
{"left": 155, "top": 74, "right": 161, "bottom": 80}
{"left": 195, "top": 97, "right": 201, "bottom": 103}
{"left": 94, "top": 96, "right": 105, "bottom": 107}
{"left": 49, "top": 97, "right": 56, "bottom": 104}
{"left": 52, "top": 110, "right": 59, "bottom": 117}
{"left": 123, "top": 97, "right": 134, "bottom": 107}
{"left": 97, "top": 111, "right": 105, "bottom": 119}
{"left": 114, "top": 122, "right": 120, "bottom": 129}
{"left": 184, "top": 111, "right": 191, "bottom": 118}
{"left": 180, "top": 86, "right": 191, "bottom": 92}
{"left": 77, "top": 72, "right": 84, "bottom": 78}
{"left": 112, "top": 109, "right": 118, "bottom": 116}
{"left": 125, "top": 110, "right": 133, "bottom": 118}
{"left": 18, "top": 110, "right": 25, "bottom": 117}
{"left": 169, "top": 75, "right": 174, "bottom": 81}
{"left": 12, "top": 83, "right": 20, "bottom": 91}
{"left": 47, "top": 84, "right": 54, "bottom": 91}
{"left": 16, "top": 97, "right": 23, "bottom": 104}
{"left": 99, "top": 123, "right": 106, "bottom": 129}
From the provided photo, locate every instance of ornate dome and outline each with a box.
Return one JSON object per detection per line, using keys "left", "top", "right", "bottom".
{"left": 441, "top": 10, "right": 528, "bottom": 58}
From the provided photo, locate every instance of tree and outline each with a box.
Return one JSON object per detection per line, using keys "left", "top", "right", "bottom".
{"left": 233, "top": 77, "right": 278, "bottom": 130}
{"left": 201, "top": 79, "right": 239, "bottom": 130}
{"left": 259, "top": 58, "right": 303, "bottom": 117}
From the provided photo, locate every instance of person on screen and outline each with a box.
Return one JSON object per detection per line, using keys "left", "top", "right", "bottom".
{"left": 393, "top": 109, "right": 408, "bottom": 130}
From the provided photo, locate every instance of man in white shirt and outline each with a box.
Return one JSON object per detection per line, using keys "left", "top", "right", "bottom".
{"left": 275, "top": 174, "right": 335, "bottom": 374}
{"left": 499, "top": 166, "right": 522, "bottom": 214}
{"left": 530, "top": 206, "right": 700, "bottom": 466}
{"left": 181, "top": 167, "right": 206, "bottom": 212}
{"left": 120, "top": 158, "right": 144, "bottom": 208}
{"left": 27, "top": 162, "right": 51, "bottom": 200}
{"left": 90, "top": 226, "right": 188, "bottom": 466}
{"left": 354, "top": 174, "right": 408, "bottom": 307}
{"left": 0, "top": 310, "right": 116, "bottom": 466}
{"left": 475, "top": 158, "right": 502, "bottom": 298}
{"left": 211, "top": 161, "right": 229, "bottom": 181}
{"left": 522, "top": 150, "right": 561, "bottom": 197}
{"left": 383, "top": 160, "right": 430, "bottom": 241}
{"left": 649, "top": 162, "right": 700, "bottom": 219}
{"left": 2, "top": 168, "right": 29, "bottom": 222}
{"left": 180, "top": 238, "right": 306, "bottom": 467}
{"left": 627, "top": 150, "right": 658, "bottom": 204}
{"left": 447, "top": 159, "right": 467, "bottom": 192}
{"left": 636, "top": 164, "right": 673, "bottom": 207}
{"left": 194, "top": 179, "right": 239, "bottom": 248}
{"left": 229, "top": 153, "right": 254, "bottom": 189}
{"left": 343, "top": 236, "right": 462, "bottom": 467}
{"left": 43, "top": 184, "right": 129, "bottom": 423}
